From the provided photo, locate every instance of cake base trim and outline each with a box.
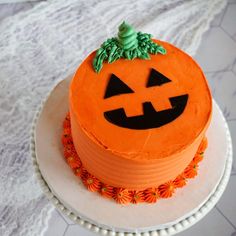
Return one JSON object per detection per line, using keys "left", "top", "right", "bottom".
{"left": 62, "top": 113, "right": 208, "bottom": 205}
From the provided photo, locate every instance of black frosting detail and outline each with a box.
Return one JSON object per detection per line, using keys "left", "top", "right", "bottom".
{"left": 104, "top": 94, "right": 188, "bottom": 130}
{"left": 146, "top": 68, "right": 171, "bottom": 87}
{"left": 104, "top": 74, "right": 134, "bottom": 99}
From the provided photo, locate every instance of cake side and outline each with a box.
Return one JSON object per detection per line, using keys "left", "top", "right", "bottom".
{"left": 63, "top": 113, "right": 208, "bottom": 203}
{"left": 69, "top": 40, "right": 212, "bottom": 190}
{"left": 70, "top": 107, "right": 208, "bottom": 189}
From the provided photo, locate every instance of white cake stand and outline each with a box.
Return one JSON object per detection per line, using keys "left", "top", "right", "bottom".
{"left": 31, "top": 77, "right": 233, "bottom": 236}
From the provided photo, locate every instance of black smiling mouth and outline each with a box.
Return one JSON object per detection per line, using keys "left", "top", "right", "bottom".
{"left": 104, "top": 94, "right": 188, "bottom": 130}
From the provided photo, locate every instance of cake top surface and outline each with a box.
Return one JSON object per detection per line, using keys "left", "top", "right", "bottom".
{"left": 70, "top": 24, "right": 212, "bottom": 160}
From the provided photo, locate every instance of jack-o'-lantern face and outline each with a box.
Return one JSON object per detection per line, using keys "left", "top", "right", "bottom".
{"left": 70, "top": 40, "right": 212, "bottom": 156}
{"left": 103, "top": 68, "right": 188, "bottom": 130}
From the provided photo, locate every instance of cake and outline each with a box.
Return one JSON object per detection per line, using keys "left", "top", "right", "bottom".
{"left": 62, "top": 22, "right": 212, "bottom": 204}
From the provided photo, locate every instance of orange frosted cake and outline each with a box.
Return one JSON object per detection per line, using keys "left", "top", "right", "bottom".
{"left": 62, "top": 22, "right": 212, "bottom": 204}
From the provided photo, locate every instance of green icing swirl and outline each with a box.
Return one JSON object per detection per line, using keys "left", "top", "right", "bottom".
{"left": 93, "top": 21, "right": 166, "bottom": 73}
{"left": 118, "top": 22, "right": 138, "bottom": 51}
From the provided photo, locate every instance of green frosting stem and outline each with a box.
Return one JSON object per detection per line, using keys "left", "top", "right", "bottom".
{"left": 118, "top": 22, "right": 138, "bottom": 51}
{"left": 93, "top": 21, "right": 166, "bottom": 73}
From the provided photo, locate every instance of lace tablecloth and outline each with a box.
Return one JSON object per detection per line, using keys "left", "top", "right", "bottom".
{"left": 0, "top": 0, "right": 227, "bottom": 235}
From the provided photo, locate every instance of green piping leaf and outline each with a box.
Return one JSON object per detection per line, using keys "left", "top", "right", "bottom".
{"left": 93, "top": 21, "right": 166, "bottom": 73}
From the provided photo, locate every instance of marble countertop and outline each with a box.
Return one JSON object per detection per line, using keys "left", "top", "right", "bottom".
{"left": 0, "top": 1, "right": 235, "bottom": 236}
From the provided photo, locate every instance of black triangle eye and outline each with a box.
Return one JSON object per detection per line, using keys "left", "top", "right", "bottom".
{"left": 104, "top": 74, "right": 134, "bottom": 99}
{"left": 146, "top": 68, "right": 171, "bottom": 87}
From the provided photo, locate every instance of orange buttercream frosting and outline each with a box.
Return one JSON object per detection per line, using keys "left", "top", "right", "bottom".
{"left": 69, "top": 40, "right": 212, "bottom": 190}
{"left": 61, "top": 116, "right": 209, "bottom": 204}
{"left": 173, "top": 174, "right": 187, "bottom": 188}
{"left": 193, "top": 153, "right": 204, "bottom": 164}
{"left": 113, "top": 188, "right": 131, "bottom": 205}
{"left": 74, "top": 166, "right": 85, "bottom": 177}
{"left": 63, "top": 141, "right": 77, "bottom": 159}
{"left": 158, "top": 181, "right": 175, "bottom": 198}
{"left": 83, "top": 174, "right": 101, "bottom": 192}
{"left": 63, "top": 113, "right": 71, "bottom": 129}
{"left": 197, "top": 136, "right": 208, "bottom": 153}
{"left": 130, "top": 191, "right": 145, "bottom": 204}
{"left": 100, "top": 184, "right": 114, "bottom": 199}
{"left": 183, "top": 161, "right": 198, "bottom": 179}
{"left": 143, "top": 188, "right": 160, "bottom": 203}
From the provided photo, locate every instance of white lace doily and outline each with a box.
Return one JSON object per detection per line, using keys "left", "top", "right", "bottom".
{"left": 0, "top": 0, "right": 227, "bottom": 235}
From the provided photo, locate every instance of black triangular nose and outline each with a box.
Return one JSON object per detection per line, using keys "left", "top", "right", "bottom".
{"left": 142, "top": 102, "right": 157, "bottom": 115}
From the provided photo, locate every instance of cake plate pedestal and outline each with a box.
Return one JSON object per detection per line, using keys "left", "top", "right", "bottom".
{"left": 31, "top": 76, "right": 233, "bottom": 236}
